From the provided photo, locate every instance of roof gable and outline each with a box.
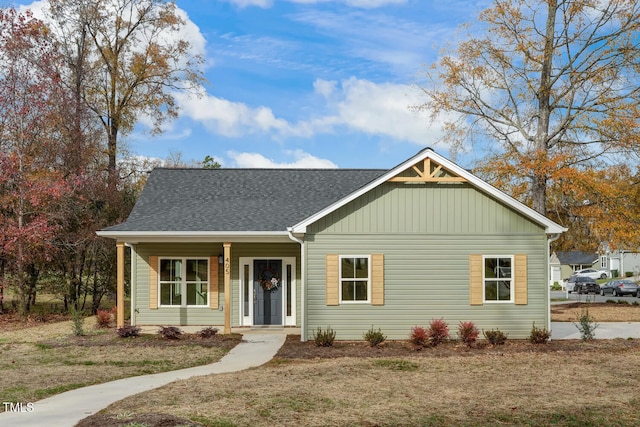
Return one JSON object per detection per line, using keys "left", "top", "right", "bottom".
{"left": 291, "top": 148, "right": 566, "bottom": 235}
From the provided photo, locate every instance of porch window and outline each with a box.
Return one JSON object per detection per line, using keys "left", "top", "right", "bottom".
{"left": 483, "top": 256, "right": 513, "bottom": 302}
{"left": 159, "top": 258, "right": 208, "bottom": 307}
{"left": 340, "top": 256, "right": 370, "bottom": 303}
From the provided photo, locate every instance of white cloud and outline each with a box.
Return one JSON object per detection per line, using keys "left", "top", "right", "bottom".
{"left": 174, "top": 87, "right": 294, "bottom": 137}
{"left": 176, "top": 78, "right": 451, "bottom": 148}
{"left": 227, "top": 149, "right": 338, "bottom": 168}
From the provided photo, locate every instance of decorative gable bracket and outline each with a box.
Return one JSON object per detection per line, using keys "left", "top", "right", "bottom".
{"left": 387, "top": 157, "right": 467, "bottom": 183}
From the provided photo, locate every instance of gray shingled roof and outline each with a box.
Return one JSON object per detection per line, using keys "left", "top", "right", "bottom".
{"left": 556, "top": 251, "right": 598, "bottom": 265}
{"left": 103, "top": 168, "right": 387, "bottom": 232}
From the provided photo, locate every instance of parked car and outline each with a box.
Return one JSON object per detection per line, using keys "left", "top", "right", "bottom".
{"left": 565, "top": 275, "right": 597, "bottom": 293}
{"left": 600, "top": 279, "right": 639, "bottom": 297}
{"left": 573, "top": 268, "right": 608, "bottom": 280}
{"left": 572, "top": 276, "right": 600, "bottom": 294}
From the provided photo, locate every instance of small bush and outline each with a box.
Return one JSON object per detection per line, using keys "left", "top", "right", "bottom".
{"left": 529, "top": 322, "right": 551, "bottom": 344}
{"left": 116, "top": 325, "right": 140, "bottom": 338}
{"left": 625, "top": 271, "right": 633, "bottom": 278}
{"left": 198, "top": 327, "right": 219, "bottom": 338}
{"left": 408, "top": 326, "right": 429, "bottom": 350}
{"left": 616, "top": 299, "right": 629, "bottom": 305}
{"left": 158, "top": 326, "right": 183, "bottom": 339}
{"left": 427, "top": 318, "right": 450, "bottom": 347}
{"left": 70, "top": 307, "right": 85, "bottom": 336}
{"left": 363, "top": 326, "right": 387, "bottom": 347}
{"left": 95, "top": 308, "right": 114, "bottom": 329}
{"left": 605, "top": 299, "right": 617, "bottom": 304}
{"left": 483, "top": 328, "right": 508, "bottom": 345}
{"left": 574, "top": 307, "right": 598, "bottom": 341}
{"left": 457, "top": 321, "right": 479, "bottom": 347}
{"left": 632, "top": 301, "right": 639, "bottom": 306}
{"left": 313, "top": 326, "right": 336, "bottom": 347}
{"left": 550, "top": 281, "right": 562, "bottom": 291}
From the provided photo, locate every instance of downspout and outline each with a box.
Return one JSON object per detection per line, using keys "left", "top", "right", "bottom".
{"left": 287, "top": 228, "right": 306, "bottom": 342}
{"left": 548, "top": 233, "right": 561, "bottom": 335}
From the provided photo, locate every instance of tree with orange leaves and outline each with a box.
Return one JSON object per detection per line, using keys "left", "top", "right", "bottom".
{"left": 416, "top": 0, "right": 640, "bottom": 247}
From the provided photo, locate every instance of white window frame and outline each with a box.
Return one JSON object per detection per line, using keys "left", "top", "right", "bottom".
{"left": 482, "top": 255, "right": 514, "bottom": 303}
{"left": 158, "top": 257, "right": 209, "bottom": 308}
{"left": 339, "top": 255, "right": 371, "bottom": 304}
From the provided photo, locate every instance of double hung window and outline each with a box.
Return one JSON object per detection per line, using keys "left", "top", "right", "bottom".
{"left": 159, "top": 258, "right": 208, "bottom": 307}
{"left": 483, "top": 256, "right": 513, "bottom": 302}
{"left": 340, "top": 256, "right": 370, "bottom": 303}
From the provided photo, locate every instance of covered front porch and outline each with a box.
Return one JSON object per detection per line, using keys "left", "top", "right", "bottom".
{"left": 112, "top": 238, "right": 303, "bottom": 334}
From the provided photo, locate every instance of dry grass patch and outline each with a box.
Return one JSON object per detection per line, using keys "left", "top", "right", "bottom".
{"left": 551, "top": 302, "right": 640, "bottom": 322}
{"left": 80, "top": 342, "right": 640, "bottom": 426}
{"left": 0, "top": 325, "right": 240, "bottom": 407}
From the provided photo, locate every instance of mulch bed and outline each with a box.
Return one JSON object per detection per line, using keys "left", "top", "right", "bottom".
{"left": 273, "top": 333, "right": 640, "bottom": 359}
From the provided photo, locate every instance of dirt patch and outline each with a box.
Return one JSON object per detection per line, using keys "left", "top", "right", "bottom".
{"left": 551, "top": 302, "right": 640, "bottom": 321}
{"left": 76, "top": 413, "right": 204, "bottom": 427}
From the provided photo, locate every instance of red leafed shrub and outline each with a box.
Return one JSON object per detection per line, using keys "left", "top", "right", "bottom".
{"left": 427, "top": 318, "right": 450, "bottom": 347}
{"left": 408, "top": 326, "right": 429, "bottom": 350}
{"left": 95, "top": 307, "right": 115, "bottom": 329}
{"left": 457, "top": 321, "right": 479, "bottom": 347}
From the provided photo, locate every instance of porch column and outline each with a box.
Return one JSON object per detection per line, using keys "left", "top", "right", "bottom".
{"left": 223, "top": 242, "right": 232, "bottom": 334}
{"left": 116, "top": 241, "right": 125, "bottom": 328}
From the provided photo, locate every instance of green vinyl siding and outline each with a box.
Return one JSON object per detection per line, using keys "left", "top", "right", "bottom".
{"left": 304, "top": 181, "right": 549, "bottom": 340}
{"left": 133, "top": 242, "right": 300, "bottom": 327}
{"left": 306, "top": 233, "right": 548, "bottom": 340}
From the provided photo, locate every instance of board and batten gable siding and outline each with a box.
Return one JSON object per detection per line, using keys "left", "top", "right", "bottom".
{"left": 309, "top": 182, "right": 542, "bottom": 235}
{"left": 305, "top": 181, "right": 549, "bottom": 340}
{"left": 133, "top": 242, "right": 301, "bottom": 327}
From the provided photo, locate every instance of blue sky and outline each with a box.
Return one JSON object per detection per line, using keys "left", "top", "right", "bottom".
{"left": 15, "top": 0, "right": 490, "bottom": 169}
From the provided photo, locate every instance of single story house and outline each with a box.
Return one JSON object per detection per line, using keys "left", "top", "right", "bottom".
{"left": 98, "top": 148, "right": 566, "bottom": 340}
{"left": 552, "top": 251, "right": 599, "bottom": 281}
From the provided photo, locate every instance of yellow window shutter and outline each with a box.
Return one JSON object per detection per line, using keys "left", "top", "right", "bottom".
{"left": 371, "top": 254, "right": 384, "bottom": 305}
{"left": 514, "top": 254, "right": 528, "bottom": 305}
{"left": 469, "top": 254, "right": 483, "bottom": 305}
{"left": 149, "top": 256, "right": 158, "bottom": 310}
{"left": 326, "top": 254, "right": 339, "bottom": 306}
{"left": 209, "top": 257, "right": 219, "bottom": 309}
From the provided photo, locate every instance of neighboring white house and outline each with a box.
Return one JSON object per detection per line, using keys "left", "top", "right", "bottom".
{"left": 599, "top": 249, "right": 640, "bottom": 278}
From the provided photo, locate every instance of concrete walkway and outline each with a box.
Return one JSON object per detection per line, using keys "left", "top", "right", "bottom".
{"left": 0, "top": 333, "right": 286, "bottom": 427}
{"left": 551, "top": 321, "right": 640, "bottom": 340}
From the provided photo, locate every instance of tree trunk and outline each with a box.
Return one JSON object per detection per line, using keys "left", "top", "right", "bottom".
{"left": 531, "top": 0, "right": 558, "bottom": 215}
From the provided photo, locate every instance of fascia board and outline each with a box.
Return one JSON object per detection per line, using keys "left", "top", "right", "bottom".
{"left": 95, "top": 230, "right": 291, "bottom": 244}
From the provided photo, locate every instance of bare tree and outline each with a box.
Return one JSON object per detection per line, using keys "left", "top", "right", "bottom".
{"left": 417, "top": 0, "right": 640, "bottom": 217}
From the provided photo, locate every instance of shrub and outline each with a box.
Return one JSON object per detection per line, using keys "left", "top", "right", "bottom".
{"left": 427, "top": 318, "right": 450, "bottom": 347}
{"left": 408, "top": 326, "right": 429, "bottom": 350}
{"left": 625, "top": 271, "right": 633, "bottom": 278}
{"left": 363, "top": 326, "right": 387, "bottom": 347}
{"left": 483, "top": 328, "right": 508, "bottom": 345}
{"left": 313, "top": 326, "right": 336, "bottom": 347}
{"left": 605, "top": 299, "right": 617, "bottom": 304}
{"left": 550, "top": 281, "right": 562, "bottom": 291}
{"left": 574, "top": 307, "right": 598, "bottom": 341}
{"left": 457, "top": 321, "right": 479, "bottom": 347}
{"left": 70, "top": 307, "right": 85, "bottom": 336}
{"left": 116, "top": 325, "right": 140, "bottom": 338}
{"left": 198, "top": 327, "right": 219, "bottom": 338}
{"left": 158, "top": 326, "right": 183, "bottom": 339}
{"left": 95, "top": 308, "right": 114, "bottom": 329}
{"left": 529, "top": 322, "right": 551, "bottom": 344}
{"left": 617, "top": 299, "right": 630, "bottom": 305}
